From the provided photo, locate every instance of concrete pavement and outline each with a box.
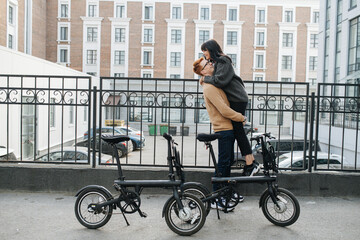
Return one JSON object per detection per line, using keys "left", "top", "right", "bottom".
{"left": 1, "top": 191, "right": 359, "bottom": 240}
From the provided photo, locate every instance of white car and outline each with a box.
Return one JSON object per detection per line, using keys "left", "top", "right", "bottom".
{"left": 0, "top": 146, "right": 16, "bottom": 161}
{"left": 278, "top": 151, "right": 344, "bottom": 170}
{"left": 36, "top": 147, "right": 112, "bottom": 164}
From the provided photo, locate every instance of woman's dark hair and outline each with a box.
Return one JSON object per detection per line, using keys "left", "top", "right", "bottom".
{"left": 201, "top": 39, "right": 231, "bottom": 64}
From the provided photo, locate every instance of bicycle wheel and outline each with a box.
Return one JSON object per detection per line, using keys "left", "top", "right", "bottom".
{"left": 261, "top": 188, "right": 300, "bottom": 227}
{"left": 164, "top": 193, "right": 206, "bottom": 236}
{"left": 75, "top": 189, "right": 113, "bottom": 229}
{"left": 183, "top": 183, "right": 211, "bottom": 216}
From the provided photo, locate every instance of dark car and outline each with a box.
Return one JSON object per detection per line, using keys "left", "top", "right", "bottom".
{"left": 75, "top": 136, "right": 132, "bottom": 158}
{"left": 84, "top": 127, "right": 145, "bottom": 151}
{"left": 233, "top": 136, "right": 322, "bottom": 168}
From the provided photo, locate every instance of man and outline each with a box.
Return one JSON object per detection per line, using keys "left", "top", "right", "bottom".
{"left": 193, "top": 57, "right": 245, "bottom": 208}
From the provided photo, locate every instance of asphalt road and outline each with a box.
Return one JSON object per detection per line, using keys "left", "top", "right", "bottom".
{"left": 1, "top": 191, "right": 359, "bottom": 240}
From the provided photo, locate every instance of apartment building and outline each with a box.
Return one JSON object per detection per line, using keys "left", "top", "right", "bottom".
{"left": 1, "top": 0, "right": 320, "bottom": 83}
{"left": 318, "top": 0, "right": 360, "bottom": 84}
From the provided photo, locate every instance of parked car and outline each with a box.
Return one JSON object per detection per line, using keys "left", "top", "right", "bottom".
{"left": 0, "top": 146, "right": 17, "bottom": 161}
{"left": 84, "top": 126, "right": 145, "bottom": 151}
{"left": 76, "top": 135, "right": 133, "bottom": 158}
{"left": 233, "top": 137, "right": 322, "bottom": 168}
{"left": 117, "top": 126, "right": 144, "bottom": 137}
{"left": 278, "top": 151, "right": 344, "bottom": 170}
{"left": 36, "top": 147, "right": 112, "bottom": 163}
{"left": 243, "top": 122, "right": 258, "bottom": 135}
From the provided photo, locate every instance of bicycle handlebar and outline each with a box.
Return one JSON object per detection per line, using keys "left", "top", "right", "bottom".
{"left": 250, "top": 133, "right": 275, "bottom": 143}
{"left": 163, "top": 133, "right": 172, "bottom": 141}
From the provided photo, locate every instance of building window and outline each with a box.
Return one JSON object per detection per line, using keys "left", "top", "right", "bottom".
{"left": 88, "top": 5, "right": 97, "bottom": 17}
{"left": 199, "top": 30, "right": 210, "bottom": 44}
{"left": 8, "top": 6, "right": 13, "bottom": 24}
{"left": 200, "top": 7, "right": 209, "bottom": 20}
{"left": 172, "top": 6, "right": 181, "bottom": 19}
{"left": 228, "top": 54, "right": 237, "bottom": 68}
{"left": 60, "top": 4, "right": 69, "bottom": 18}
{"left": 143, "top": 28, "right": 153, "bottom": 43}
{"left": 282, "top": 56, "right": 292, "bottom": 70}
{"left": 309, "top": 56, "right": 317, "bottom": 71}
{"left": 129, "top": 97, "right": 153, "bottom": 122}
{"left": 309, "top": 78, "right": 317, "bottom": 85}
{"left": 255, "top": 54, "right": 264, "bottom": 69}
{"left": 170, "top": 52, "right": 181, "bottom": 67}
{"left": 69, "top": 99, "right": 74, "bottom": 124}
{"left": 60, "top": 26, "right": 68, "bottom": 41}
{"left": 8, "top": 34, "right": 13, "bottom": 49}
{"left": 228, "top": 8, "right": 237, "bottom": 21}
{"left": 87, "top": 27, "right": 97, "bottom": 42}
{"left": 143, "top": 50, "right": 152, "bottom": 65}
{"left": 281, "top": 78, "right": 292, "bottom": 82}
{"left": 87, "top": 50, "right": 97, "bottom": 64}
{"left": 143, "top": 73, "right": 152, "bottom": 78}
{"left": 255, "top": 75, "right": 264, "bottom": 81}
{"left": 313, "top": 11, "right": 319, "bottom": 23}
{"left": 116, "top": 5, "right": 125, "bottom": 18}
{"left": 284, "top": 10, "right": 293, "bottom": 22}
{"left": 144, "top": 6, "right": 153, "bottom": 20}
{"left": 170, "top": 74, "right": 180, "bottom": 79}
{"left": 114, "top": 73, "right": 125, "bottom": 77}
{"left": 115, "top": 28, "right": 125, "bottom": 42}
{"left": 194, "top": 98, "right": 210, "bottom": 123}
{"left": 114, "top": 51, "right": 125, "bottom": 65}
{"left": 256, "top": 31, "right": 265, "bottom": 46}
{"left": 348, "top": 17, "right": 360, "bottom": 74}
{"left": 350, "top": 0, "right": 357, "bottom": 9}
{"left": 227, "top": 31, "right": 237, "bottom": 45}
{"left": 60, "top": 49, "right": 68, "bottom": 63}
{"left": 310, "top": 34, "right": 318, "bottom": 48}
{"left": 162, "top": 97, "right": 185, "bottom": 123}
{"left": 257, "top": 9, "right": 265, "bottom": 23}
{"left": 171, "top": 29, "right": 181, "bottom": 43}
{"left": 282, "top": 33, "right": 293, "bottom": 47}
{"left": 50, "top": 98, "right": 56, "bottom": 127}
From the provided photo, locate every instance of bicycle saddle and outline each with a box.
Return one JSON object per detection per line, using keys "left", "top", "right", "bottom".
{"left": 197, "top": 133, "right": 222, "bottom": 142}
{"left": 102, "top": 134, "right": 130, "bottom": 144}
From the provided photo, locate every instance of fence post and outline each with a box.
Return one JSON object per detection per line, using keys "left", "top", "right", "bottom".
{"left": 308, "top": 92, "right": 315, "bottom": 172}
{"left": 92, "top": 86, "right": 97, "bottom": 168}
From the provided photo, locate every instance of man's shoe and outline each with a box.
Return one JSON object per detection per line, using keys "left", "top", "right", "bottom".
{"left": 232, "top": 192, "right": 244, "bottom": 203}
{"left": 210, "top": 201, "right": 224, "bottom": 210}
{"left": 243, "top": 161, "right": 260, "bottom": 176}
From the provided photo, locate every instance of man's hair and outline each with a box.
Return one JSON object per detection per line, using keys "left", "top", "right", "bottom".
{"left": 193, "top": 57, "right": 204, "bottom": 76}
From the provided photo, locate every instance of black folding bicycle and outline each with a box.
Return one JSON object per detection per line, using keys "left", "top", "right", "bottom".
{"left": 183, "top": 132, "right": 300, "bottom": 227}
{"left": 74, "top": 134, "right": 206, "bottom": 236}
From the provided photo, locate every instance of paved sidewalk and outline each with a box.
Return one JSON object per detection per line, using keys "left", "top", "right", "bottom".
{"left": 1, "top": 191, "right": 359, "bottom": 240}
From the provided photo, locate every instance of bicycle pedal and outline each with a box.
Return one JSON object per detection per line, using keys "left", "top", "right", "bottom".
{"left": 140, "top": 211, "right": 148, "bottom": 218}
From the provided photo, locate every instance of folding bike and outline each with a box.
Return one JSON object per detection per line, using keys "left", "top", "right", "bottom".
{"left": 74, "top": 134, "right": 206, "bottom": 236}
{"left": 183, "top": 132, "right": 300, "bottom": 226}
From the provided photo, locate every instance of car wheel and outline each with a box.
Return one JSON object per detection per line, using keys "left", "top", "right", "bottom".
{"left": 131, "top": 140, "right": 137, "bottom": 151}
{"left": 117, "top": 149, "right": 123, "bottom": 158}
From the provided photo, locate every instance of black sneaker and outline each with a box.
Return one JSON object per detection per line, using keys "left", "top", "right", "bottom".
{"left": 243, "top": 161, "right": 260, "bottom": 176}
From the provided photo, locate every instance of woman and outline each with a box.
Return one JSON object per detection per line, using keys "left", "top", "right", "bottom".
{"left": 200, "top": 39, "right": 259, "bottom": 176}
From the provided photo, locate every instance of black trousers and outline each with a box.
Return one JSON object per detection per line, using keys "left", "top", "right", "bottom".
{"left": 229, "top": 101, "right": 252, "bottom": 157}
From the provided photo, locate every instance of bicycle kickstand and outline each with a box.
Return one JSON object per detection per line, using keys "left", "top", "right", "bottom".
{"left": 120, "top": 207, "right": 130, "bottom": 226}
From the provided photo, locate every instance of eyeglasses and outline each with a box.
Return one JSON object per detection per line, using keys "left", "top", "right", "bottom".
{"left": 201, "top": 61, "right": 209, "bottom": 70}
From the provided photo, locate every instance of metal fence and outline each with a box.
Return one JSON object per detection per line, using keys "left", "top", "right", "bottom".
{"left": 0, "top": 75, "right": 92, "bottom": 164}
{"left": 0, "top": 74, "right": 359, "bottom": 172}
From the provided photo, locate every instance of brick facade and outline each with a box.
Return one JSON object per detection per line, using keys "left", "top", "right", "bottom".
{"left": 0, "top": 0, "right": 318, "bottom": 83}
